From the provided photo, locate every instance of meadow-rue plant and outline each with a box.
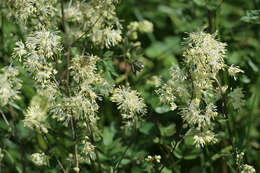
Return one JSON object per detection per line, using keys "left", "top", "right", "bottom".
{"left": 111, "top": 85, "right": 147, "bottom": 128}
{"left": 0, "top": 0, "right": 256, "bottom": 172}
{"left": 156, "top": 31, "right": 246, "bottom": 148}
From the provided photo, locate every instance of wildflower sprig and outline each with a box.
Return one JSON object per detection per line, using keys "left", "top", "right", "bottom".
{"left": 157, "top": 31, "right": 245, "bottom": 148}
{"left": 111, "top": 85, "right": 147, "bottom": 128}
{"left": 0, "top": 66, "right": 22, "bottom": 107}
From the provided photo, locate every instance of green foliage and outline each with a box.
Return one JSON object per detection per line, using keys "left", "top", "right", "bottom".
{"left": 0, "top": 0, "right": 260, "bottom": 173}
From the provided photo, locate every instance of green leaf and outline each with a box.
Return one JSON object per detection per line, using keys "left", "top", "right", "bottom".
{"left": 104, "top": 51, "right": 114, "bottom": 57}
{"left": 4, "top": 150, "right": 15, "bottom": 164}
{"left": 145, "top": 42, "right": 168, "bottom": 59}
{"left": 211, "top": 145, "right": 232, "bottom": 161}
{"left": 139, "top": 122, "right": 154, "bottom": 135}
{"left": 193, "top": 0, "right": 206, "bottom": 6}
{"left": 16, "top": 166, "right": 22, "bottom": 173}
{"left": 248, "top": 59, "right": 259, "bottom": 72}
{"left": 162, "top": 167, "right": 172, "bottom": 173}
{"left": 37, "top": 134, "right": 48, "bottom": 150}
{"left": 183, "top": 148, "right": 201, "bottom": 160}
{"left": 159, "top": 123, "right": 176, "bottom": 137}
{"left": 103, "top": 127, "right": 115, "bottom": 146}
{"left": 241, "top": 10, "right": 260, "bottom": 24}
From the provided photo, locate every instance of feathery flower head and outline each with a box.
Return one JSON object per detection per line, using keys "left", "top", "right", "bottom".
{"left": 24, "top": 104, "right": 48, "bottom": 134}
{"left": 0, "top": 66, "right": 22, "bottom": 106}
{"left": 111, "top": 85, "right": 147, "bottom": 128}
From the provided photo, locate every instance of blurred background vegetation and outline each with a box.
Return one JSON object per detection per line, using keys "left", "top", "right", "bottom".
{"left": 0, "top": 0, "right": 260, "bottom": 172}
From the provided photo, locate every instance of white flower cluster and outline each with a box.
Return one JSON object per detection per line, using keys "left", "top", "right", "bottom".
{"left": 182, "top": 99, "right": 218, "bottom": 130}
{"left": 181, "top": 99, "right": 218, "bottom": 147}
{"left": 193, "top": 130, "right": 217, "bottom": 148}
{"left": 80, "top": 136, "right": 96, "bottom": 161}
{"left": 228, "top": 65, "right": 244, "bottom": 80}
{"left": 157, "top": 32, "right": 245, "bottom": 148}
{"left": 241, "top": 164, "right": 256, "bottom": 173}
{"left": 128, "top": 20, "right": 154, "bottom": 34}
{"left": 237, "top": 152, "right": 256, "bottom": 173}
{"left": 23, "top": 104, "right": 48, "bottom": 134}
{"left": 13, "top": 29, "right": 62, "bottom": 85}
{"left": 156, "top": 65, "right": 188, "bottom": 111}
{"left": 183, "top": 32, "right": 227, "bottom": 89}
{"left": 50, "top": 55, "right": 108, "bottom": 137}
{"left": 111, "top": 85, "right": 147, "bottom": 128}
{"left": 4, "top": 0, "right": 57, "bottom": 27}
{"left": 64, "top": 0, "right": 122, "bottom": 48}
{"left": 126, "top": 20, "right": 153, "bottom": 43}
{"left": 146, "top": 76, "right": 161, "bottom": 88}
{"left": 31, "top": 152, "right": 48, "bottom": 166}
{"left": 145, "top": 155, "right": 161, "bottom": 163}
{"left": 0, "top": 66, "right": 22, "bottom": 107}
{"left": 138, "top": 20, "right": 154, "bottom": 33}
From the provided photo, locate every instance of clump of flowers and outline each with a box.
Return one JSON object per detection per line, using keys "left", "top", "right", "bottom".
{"left": 0, "top": 66, "right": 22, "bottom": 107}
{"left": 145, "top": 155, "right": 161, "bottom": 163}
{"left": 156, "top": 31, "right": 245, "bottom": 148}
{"left": 31, "top": 152, "right": 48, "bottom": 166}
{"left": 138, "top": 20, "right": 154, "bottom": 33}
{"left": 228, "top": 65, "right": 244, "bottom": 80}
{"left": 23, "top": 104, "right": 48, "bottom": 134}
{"left": 80, "top": 136, "right": 96, "bottom": 162}
{"left": 4, "top": 0, "right": 57, "bottom": 28}
{"left": 13, "top": 29, "right": 62, "bottom": 86}
{"left": 156, "top": 65, "right": 188, "bottom": 111}
{"left": 49, "top": 54, "right": 107, "bottom": 134}
{"left": 111, "top": 85, "right": 147, "bottom": 128}
{"left": 237, "top": 152, "right": 256, "bottom": 173}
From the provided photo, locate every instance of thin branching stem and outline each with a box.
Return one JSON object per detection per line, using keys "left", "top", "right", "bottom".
{"left": 61, "top": 0, "right": 71, "bottom": 95}
{"left": 61, "top": 1, "right": 80, "bottom": 172}
{"left": 42, "top": 133, "right": 68, "bottom": 173}
{"left": 0, "top": 109, "right": 9, "bottom": 126}
{"left": 158, "top": 127, "right": 185, "bottom": 173}
{"left": 113, "top": 137, "right": 134, "bottom": 173}
{"left": 70, "top": 117, "right": 79, "bottom": 172}
{"left": 8, "top": 106, "right": 27, "bottom": 173}
{"left": 85, "top": 117, "right": 103, "bottom": 173}
{"left": 213, "top": 77, "right": 239, "bottom": 172}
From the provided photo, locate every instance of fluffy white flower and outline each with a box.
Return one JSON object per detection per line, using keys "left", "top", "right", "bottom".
{"left": 31, "top": 152, "right": 48, "bottom": 166}
{"left": 241, "top": 164, "right": 256, "bottom": 173}
{"left": 145, "top": 155, "right": 161, "bottom": 163}
{"left": 193, "top": 130, "right": 217, "bottom": 148}
{"left": 24, "top": 104, "right": 48, "bottom": 134}
{"left": 0, "top": 66, "right": 22, "bottom": 106}
{"left": 228, "top": 65, "right": 244, "bottom": 80}
{"left": 111, "top": 85, "right": 147, "bottom": 127}
{"left": 138, "top": 20, "right": 153, "bottom": 33}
